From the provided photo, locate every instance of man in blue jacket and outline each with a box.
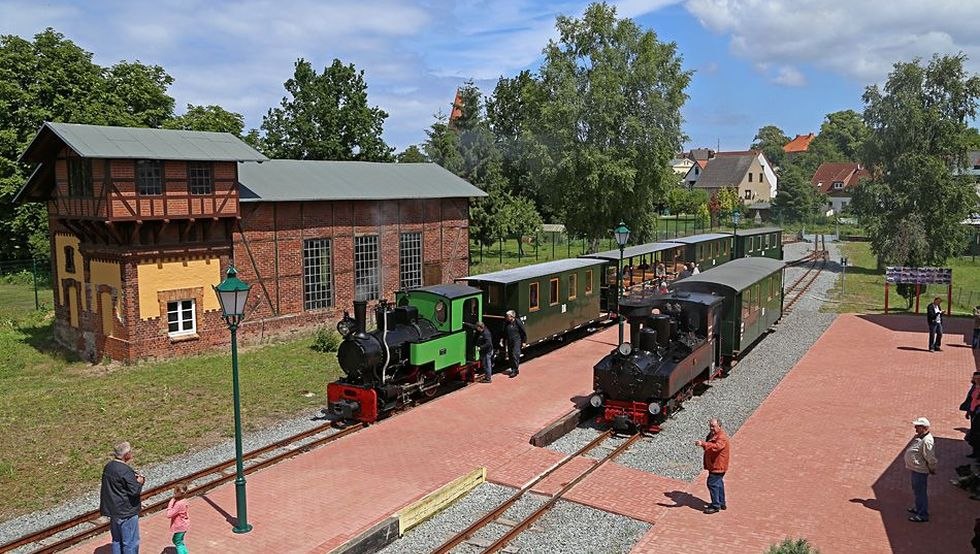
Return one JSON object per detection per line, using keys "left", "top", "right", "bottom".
{"left": 926, "top": 297, "right": 943, "bottom": 352}
{"left": 504, "top": 310, "right": 528, "bottom": 378}
{"left": 100, "top": 441, "right": 145, "bottom": 554}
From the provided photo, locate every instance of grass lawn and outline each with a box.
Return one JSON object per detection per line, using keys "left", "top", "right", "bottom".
{"left": 829, "top": 242, "right": 980, "bottom": 315}
{"left": 0, "top": 283, "right": 342, "bottom": 522}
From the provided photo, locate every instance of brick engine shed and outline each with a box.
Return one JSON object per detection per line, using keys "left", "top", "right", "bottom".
{"left": 15, "top": 123, "right": 485, "bottom": 362}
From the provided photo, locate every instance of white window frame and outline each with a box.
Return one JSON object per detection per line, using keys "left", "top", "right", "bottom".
{"left": 354, "top": 235, "right": 381, "bottom": 301}
{"left": 833, "top": 181, "right": 844, "bottom": 190}
{"left": 167, "top": 299, "right": 196, "bottom": 337}
{"left": 303, "top": 238, "right": 333, "bottom": 310}
{"left": 399, "top": 232, "right": 423, "bottom": 290}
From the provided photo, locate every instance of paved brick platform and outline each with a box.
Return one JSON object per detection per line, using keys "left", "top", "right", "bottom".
{"left": 67, "top": 326, "right": 621, "bottom": 554}
{"left": 631, "top": 314, "right": 978, "bottom": 554}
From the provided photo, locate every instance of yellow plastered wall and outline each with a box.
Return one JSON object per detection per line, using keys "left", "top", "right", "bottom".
{"left": 53, "top": 233, "right": 81, "bottom": 306}
{"left": 67, "top": 286, "right": 78, "bottom": 327}
{"left": 137, "top": 258, "right": 221, "bottom": 320}
{"left": 90, "top": 260, "right": 122, "bottom": 331}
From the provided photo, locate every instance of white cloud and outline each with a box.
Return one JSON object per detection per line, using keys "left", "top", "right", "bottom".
{"left": 685, "top": 0, "right": 980, "bottom": 83}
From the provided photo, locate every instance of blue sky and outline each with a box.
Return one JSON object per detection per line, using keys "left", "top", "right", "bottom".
{"left": 1, "top": 0, "right": 976, "bottom": 152}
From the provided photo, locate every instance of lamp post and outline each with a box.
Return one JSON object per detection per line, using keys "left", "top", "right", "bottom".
{"left": 213, "top": 266, "right": 253, "bottom": 534}
{"left": 614, "top": 222, "right": 630, "bottom": 346}
{"left": 840, "top": 257, "right": 848, "bottom": 303}
{"left": 731, "top": 209, "right": 741, "bottom": 236}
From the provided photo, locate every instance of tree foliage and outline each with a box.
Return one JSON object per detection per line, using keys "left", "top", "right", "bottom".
{"left": 771, "top": 164, "right": 821, "bottom": 223}
{"left": 261, "top": 58, "right": 393, "bottom": 161}
{"left": 854, "top": 54, "right": 980, "bottom": 267}
{"left": 751, "top": 125, "right": 790, "bottom": 167}
{"left": 395, "top": 144, "right": 428, "bottom": 163}
{"left": 665, "top": 185, "right": 708, "bottom": 214}
{"left": 163, "top": 104, "right": 246, "bottom": 135}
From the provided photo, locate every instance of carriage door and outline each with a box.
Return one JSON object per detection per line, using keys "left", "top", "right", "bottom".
{"left": 463, "top": 297, "right": 479, "bottom": 361}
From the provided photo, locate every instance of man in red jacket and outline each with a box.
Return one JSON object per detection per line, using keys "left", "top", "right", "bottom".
{"left": 696, "top": 418, "right": 730, "bottom": 514}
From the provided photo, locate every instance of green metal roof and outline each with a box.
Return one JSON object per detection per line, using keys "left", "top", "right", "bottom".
{"left": 463, "top": 258, "right": 606, "bottom": 285}
{"left": 237, "top": 160, "right": 486, "bottom": 202}
{"left": 582, "top": 241, "right": 682, "bottom": 262}
{"left": 665, "top": 233, "right": 734, "bottom": 244}
{"left": 734, "top": 227, "right": 782, "bottom": 236}
{"left": 20, "top": 122, "right": 267, "bottom": 163}
{"left": 673, "top": 257, "right": 785, "bottom": 293}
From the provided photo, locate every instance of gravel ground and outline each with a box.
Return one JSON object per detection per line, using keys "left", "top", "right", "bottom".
{"left": 0, "top": 410, "right": 334, "bottom": 550}
{"left": 549, "top": 237, "right": 842, "bottom": 481}
{"left": 378, "top": 482, "right": 649, "bottom": 554}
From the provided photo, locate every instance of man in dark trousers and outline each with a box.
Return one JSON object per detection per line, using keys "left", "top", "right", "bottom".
{"left": 504, "top": 310, "right": 528, "bottom": 378}
{"left": 962, "top": 371, "right": 980, "bottom": 458}
{"left": 475, "top": 321, "right": 494, "bottom": 383}
{"left": 696, "top": 418, "right": 730, "bottom": 514}
{"left": 100, "top": 441, "right": 145, "bottom": 554}
{"left": 927, "top": 296, "right": 943, "bottom": 351}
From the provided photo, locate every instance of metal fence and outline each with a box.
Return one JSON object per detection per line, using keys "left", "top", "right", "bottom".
{"left": 0, "top": 258, "right": 48, "bottom": 310}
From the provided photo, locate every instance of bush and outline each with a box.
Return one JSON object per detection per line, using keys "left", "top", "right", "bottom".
{"left": 765, "top": 538, "right": 819, "bottom": 554}
{"left": 311, "top": 327, "right": 342, "bottom": 353}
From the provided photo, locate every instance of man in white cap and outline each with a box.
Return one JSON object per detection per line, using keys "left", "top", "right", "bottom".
{"left": 904, "top": 417, "right": 938, "bottom": 522}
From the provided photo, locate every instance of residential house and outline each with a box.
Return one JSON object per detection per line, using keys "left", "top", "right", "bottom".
{"left": 691, "top": 151, "right": 777, "bottom": 212}
{"left": 810, "top": 162, "right": 866, "bottom": 215}
{"left": 683, "top": 159, "right": 708, "bottom": 187}
{"left": 783, "top": 133, "right": 814, "bottom": 161}
{"left": 15, "top": 122, "right": 485, "bottom": 362}
{"left": 670, "top": 156, "right": 695, "bottom": 176}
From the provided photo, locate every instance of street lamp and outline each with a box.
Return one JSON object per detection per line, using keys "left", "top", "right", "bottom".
{"left": 840, "top": 257, "right": 848, "bottom": 303}
{"left": 614, "top": 222, "right": 630, "bottom": 346}
{"left": 213, "top": 266, "right": 253, "bottom": 534}
{"left": 731, "top": 210, "right": 741, "bottom": 236}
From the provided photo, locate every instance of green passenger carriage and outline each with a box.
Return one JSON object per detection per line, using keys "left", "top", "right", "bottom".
{"left": 580, "top": 242, "right": 687, "bottom": 310}
{"left": 671, "top": 257, "right": 785, "bottom": 361}
{"left": 664, "top": 233, "right": 734, "bottom": 270}
{"left": 734, "top": 227, "right": 783, "bottom": 260}
{"left": 461, "top": 258, "right": 605, "bottom": 346}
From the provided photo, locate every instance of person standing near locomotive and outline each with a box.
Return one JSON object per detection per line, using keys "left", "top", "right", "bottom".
{"left": 475, "top": 321, "right": 494, "bottom": 383}
{"left": 504, "top": 310, "right": 528, "bottom": 378}
{"left": 905, "top": 417, "right": 938, "bottom": 522}
{"left": 972, "top": 306, "right": 980, "bottom": 349}
{"left": 695, "top": 418, "right": 730, "bottom": 514}
{"left": 927, "top": 297, "right": 943, "bottom": 352}
{"left": 962, "top": 372, "right": 980, "bottom": 459}
{"left": 100, "top": 441, "right": 145, "bottom": 553}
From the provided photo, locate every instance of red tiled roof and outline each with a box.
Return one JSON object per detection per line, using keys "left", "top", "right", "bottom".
{"left": 783, "top": 133, "right": 815, "bottom": 153}
{"left": 696, "top": 160, "right": 708, "bottom": 169}
{"left": 449, "top": 89, "right": 463, "bottom": 124}
{"left": 810, "top": 162, "right": 867, "bottom": 194}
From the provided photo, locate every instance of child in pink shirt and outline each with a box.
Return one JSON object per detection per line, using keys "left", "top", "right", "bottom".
{"left": 166, "top": 484, "right": 190, "bottom": 554}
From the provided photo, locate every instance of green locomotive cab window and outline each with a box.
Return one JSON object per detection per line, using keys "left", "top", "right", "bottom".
{"left": 529, "top": 282, "right": 540, "bottom": 312}
{"left": 463, "top": 298, "right": 478, "bottom": 325}
{"left": 585, "top": 270, "right": 594, "bottom": 295}
{"left": 434, "top": 300, "right": 447, "bottom": 323}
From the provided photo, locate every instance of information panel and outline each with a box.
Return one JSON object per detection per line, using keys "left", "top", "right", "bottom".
{"left": 884, "top": 266, "right": 952, "bottom": 285}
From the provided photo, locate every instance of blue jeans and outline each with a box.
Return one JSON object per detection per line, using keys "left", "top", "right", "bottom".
{"left": 707, "top": 472, "right": 726, "bottom": 508}
{"left": 928, "top": 322, "right": 943, "bottom": 350}
{"left": 910, "top": 471, "right": 929, "bottom": 519}
{"left": 510, "top": 344, "right": 522, "bottom": 373}
{"left": 481, "top": 351, "right": 493, "bottom": 380}
{"left": 109, "top": 514, "right": 140, "bottom": 554}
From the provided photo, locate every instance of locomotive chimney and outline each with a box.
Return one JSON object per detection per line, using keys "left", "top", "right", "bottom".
{"left": 353, "top": 300, "right": 367, "bottom": 335}
{"left": 629, "top": 319, "right": 642, "bottom": 347}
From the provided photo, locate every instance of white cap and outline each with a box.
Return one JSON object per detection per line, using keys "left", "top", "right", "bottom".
{"left": 911, "top": 417, "right": 930, "bottom": 427}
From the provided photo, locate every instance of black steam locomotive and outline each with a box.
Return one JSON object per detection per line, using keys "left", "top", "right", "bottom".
{"left": 590, "top": 291, "right": 724, "bottom": 432}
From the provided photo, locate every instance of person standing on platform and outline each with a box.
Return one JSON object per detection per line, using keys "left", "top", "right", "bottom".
{"left": 692, "top": 263, "right": 701, "bottom": 275}
{"left": 962, "top": 372, "right": 980, "bottom": 458}
{"left": 695, "top": 418, "right": 730, "bottom": 514}
{"left": 100, "top": 441, "right": 145, "bottom": 554}
{"left": 474, "top": 321, "right": 494, "bottom": 383}
{"left": 905, "top": 417, "right": 938, "bottom": 522}
{"left": 972, "top": 306, "right": 980, "bottom": 349}
{"left": 504, "top": 310, "right": 527, "bottom": 378}
{"left": 927, "top": 297, "right": 943, "bottom": 351}
{"left": 166, "top": 484, "right": 190, "bottom": 554}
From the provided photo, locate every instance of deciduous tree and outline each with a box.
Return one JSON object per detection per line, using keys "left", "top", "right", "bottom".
{"left": 395, "top": 145, "right": 428, "bottom": 163}
{"left": 771, "top": 165, "right": 821, "bottom": 223}
{"left": 751, "top": 125, "right": 790, "bottom": 168}
{"left": 163, "top": 104, "right": 245, "bottom": 135}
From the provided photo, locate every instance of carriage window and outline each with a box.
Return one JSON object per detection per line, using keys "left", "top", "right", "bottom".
{"left": 529, "top": 283, "right": 540, "bottom": 311}
{"left": 585, "top": 270, "right": 593, "bottom": 295}
{"left": 487, "top": 284, "right": 501, "bottom": 306}
{"left": 568, "top": 273, "right": 578, "bottom": 300}
{"left": 767, "top": 276, "right": 773, "bottom": 301}
{"left": 434, "top": 300, "right": 447, "bottom": 323}
{"left": 549, "top": 278, "right": 559, "bottom": 305}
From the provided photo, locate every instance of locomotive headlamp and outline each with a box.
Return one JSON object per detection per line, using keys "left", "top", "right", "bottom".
{"left": 617, "top": 342, "right": 633, "bottom": 356}
{"left": 648, "top": 402, "right": 661, "bottom": 415}
{"left": 589, "top": 394, "right": 603, "bottom": 408}
{"left": 336, "top": 317, "right": 355, "bottom": 338}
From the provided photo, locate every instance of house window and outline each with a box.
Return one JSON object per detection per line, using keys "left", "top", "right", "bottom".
{"left": 529, "top": 282, "right": 540, "bottom": 311}
{"left": 136, "top": 160, "right": 163, "bottom": 196}
{"left": 399, "top": 232, "right": 423, "bottom": 290}
{"left": 68, "top": 158, "right": 92, "bottom": 197}
{"left": 585, "top": 270, "right": 593, "bottom": 295}
{"left": 744, "top": 190, "right": 752, "bottom": 200}
{"left": 167, "top": 299, "right": 196, "bottom": 337}
{"left": 759, "top": 172, "right": 763, "bottom": 182}
{"left": 354, "top": 235, "right": 380, "bottom": 301}
{"left": 549, "top": 278, "right": 559, "bottom": 305}
{"left": 833, "top": 181, "right": 844, "bottom": 190}
{"left": 303, "top": 238, "right": 333, "bottom": 310}
{"left": 188, "top": 162, "right": 213, "bottom": 195}
{"left": 748, "top": 173, "right": 753, "bottom": 182}
{"left": 568, "top": 273, "right": 578, "bottom": 300}
{"left": 64, "top": 246, "right": 75, "bottom": 273}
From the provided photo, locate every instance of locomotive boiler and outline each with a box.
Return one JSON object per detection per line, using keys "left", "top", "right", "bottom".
{"left": 327, "top": 284, "right": 483, "bottom": 424}
{"left": 590, "top": 291, "right": 723, "bottom": 432}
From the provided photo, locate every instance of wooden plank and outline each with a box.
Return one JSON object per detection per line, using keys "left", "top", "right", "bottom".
{"left": 398, "top": 467, "right": 486, "bottom": 535}
{"left": 332, "top": 516, "right": 400, "bottom": 554}
{"left": 530, "top": 408, "right": 591, "bottom": 447}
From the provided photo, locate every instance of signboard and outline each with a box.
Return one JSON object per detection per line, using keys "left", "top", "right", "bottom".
{"left": 884, "top": 267, "right": 952, "bottom": 285}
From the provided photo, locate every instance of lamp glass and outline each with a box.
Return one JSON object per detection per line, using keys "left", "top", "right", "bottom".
{"left": 614, "top": 222, "right": 630, "bottom": 247}
{"left": 215, "top": 267, "right": 251, "bottom": 318}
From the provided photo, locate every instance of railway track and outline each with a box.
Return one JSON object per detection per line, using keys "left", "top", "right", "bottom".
{"left": 784, "top": 235, "right": 828, "bottom": 314}
{"left": 431, "top": 430, "right": 643, "bottom": 554}
{"left": 0, "top": 422, "right": 364, "bottom": 554}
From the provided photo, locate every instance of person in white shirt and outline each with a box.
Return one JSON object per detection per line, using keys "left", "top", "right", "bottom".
{"left": 904, "top": 417, "right": 938, "bottom": 522}
{"left": 926, "top": 297, "right": 943, "bottom": 351}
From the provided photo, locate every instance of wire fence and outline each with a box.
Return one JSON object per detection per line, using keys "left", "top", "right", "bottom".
{"left": 0, "top": 258, "right": 49, "bottom": 310}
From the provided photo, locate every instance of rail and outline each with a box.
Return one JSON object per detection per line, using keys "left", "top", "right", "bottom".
{"left": 784, "top": 235, "right": 828, "bottom": 313}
